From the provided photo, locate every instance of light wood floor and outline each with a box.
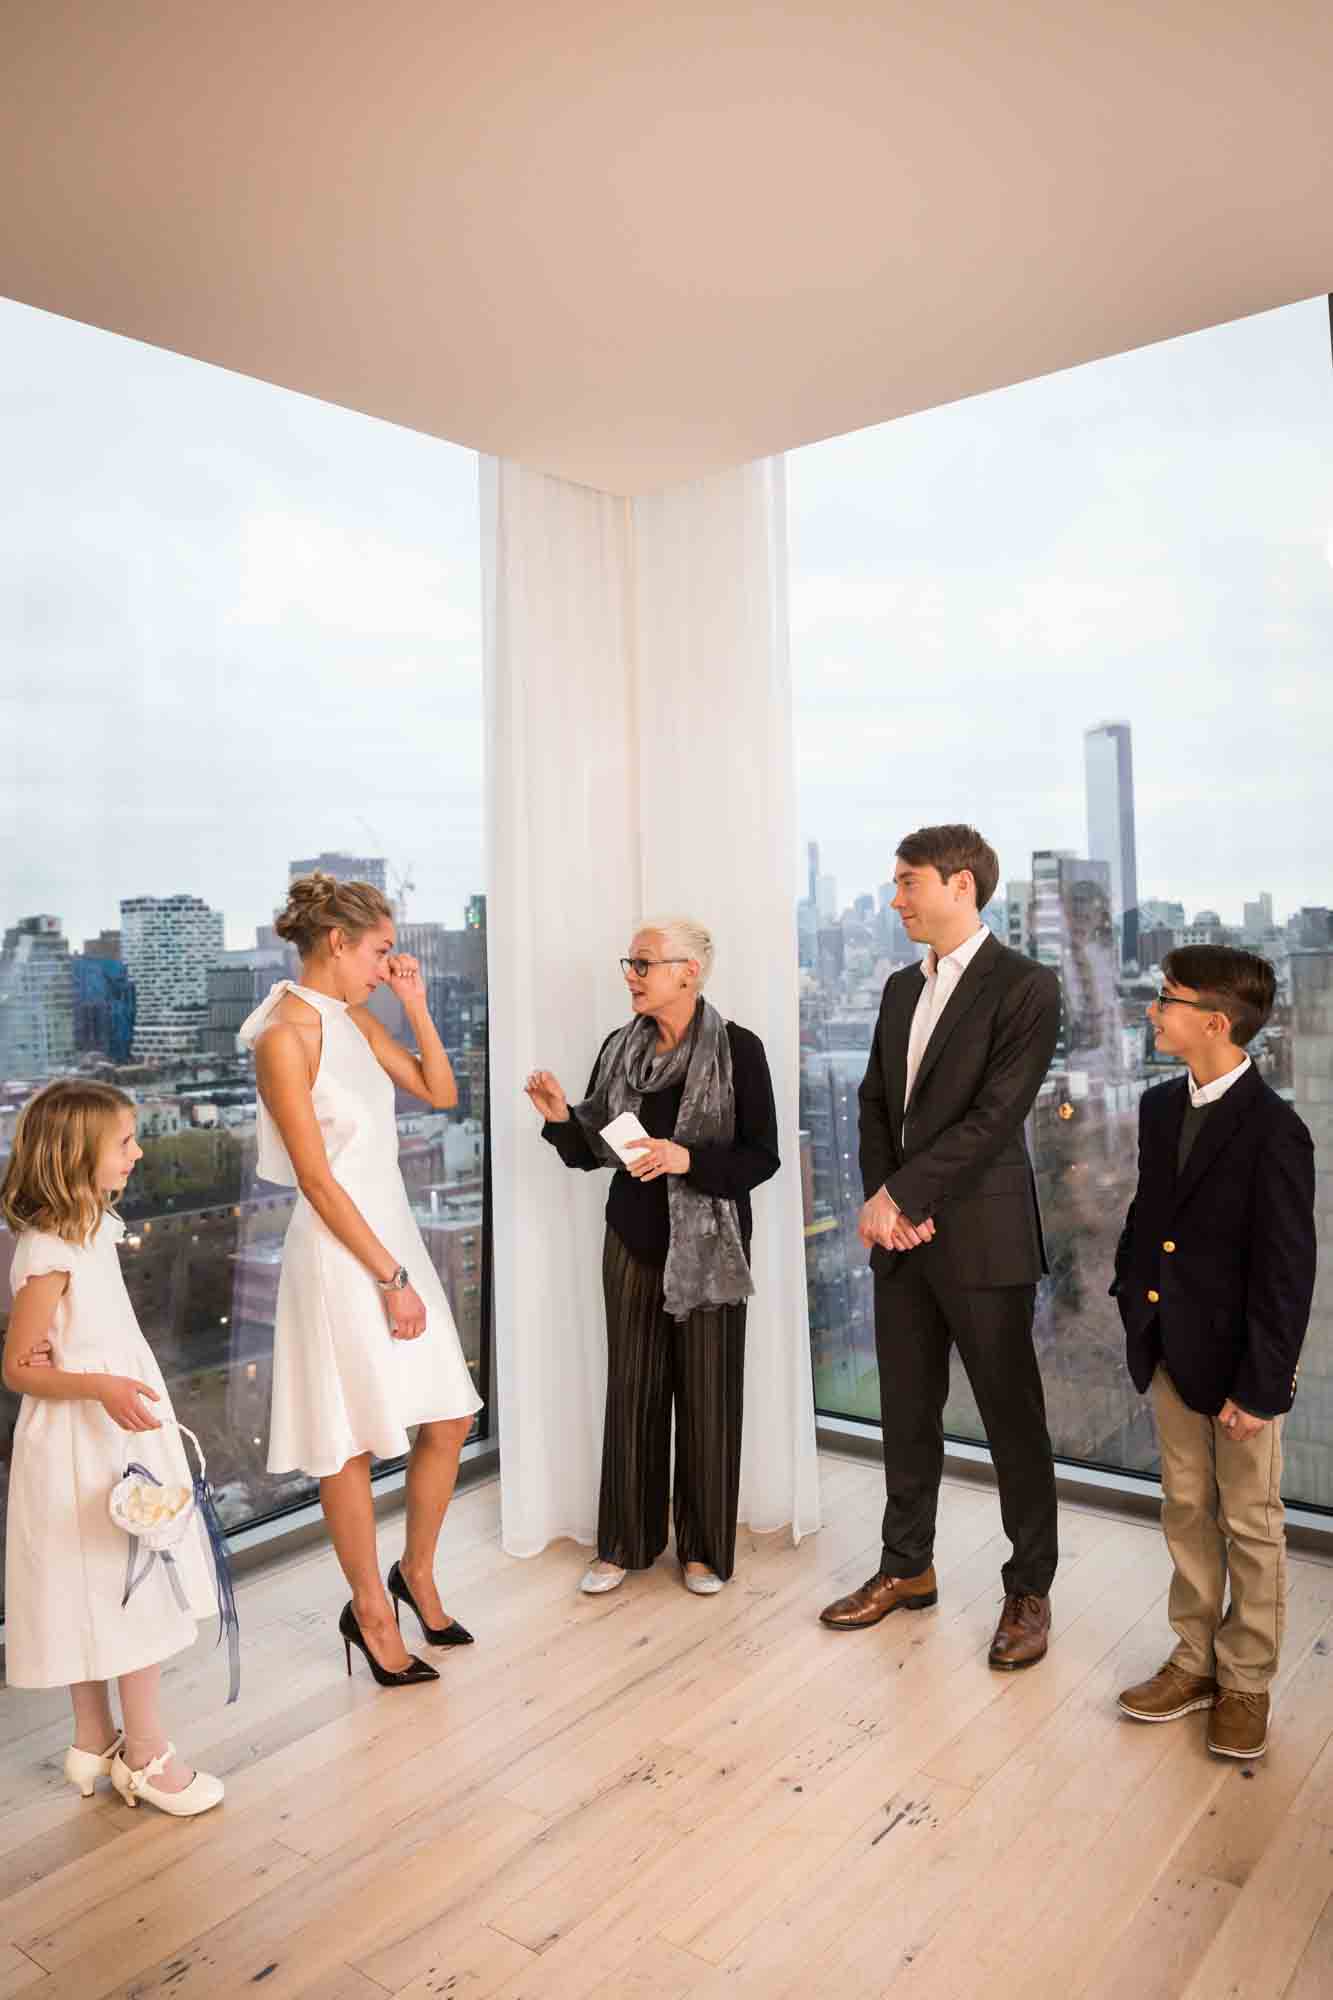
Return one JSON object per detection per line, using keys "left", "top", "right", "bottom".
{"left": 3, "top": 1452, "right": 1333, "bottom": 2000}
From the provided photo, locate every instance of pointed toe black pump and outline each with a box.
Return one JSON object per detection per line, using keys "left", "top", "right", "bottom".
{"left": 387, "top": 1560, "right": 475, "bottom": 1647}
{"left": 339, "top": 1602, "right": 440, "bottom": 1686}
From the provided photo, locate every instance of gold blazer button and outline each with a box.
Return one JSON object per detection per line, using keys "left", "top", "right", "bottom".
{"left": 1163, "top": 1240, "right": 1176, "bottom": 1253}
{"left": 1147, "top": 1289, "right": 1160, "bottom": 1303}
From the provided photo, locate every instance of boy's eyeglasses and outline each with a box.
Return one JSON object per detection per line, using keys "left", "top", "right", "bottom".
{"left": 620, "top": 957, "right": 689, "bottom": 978}
{"left": 1154, "top": 991, "right": 1218, "bottom": 1013}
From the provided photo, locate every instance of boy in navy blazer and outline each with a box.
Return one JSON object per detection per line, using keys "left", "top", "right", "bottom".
{"left": 1113, "top": 946, "right": 1315, "bottom": 1759}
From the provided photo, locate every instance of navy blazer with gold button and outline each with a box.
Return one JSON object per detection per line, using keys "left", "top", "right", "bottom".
{"left": 1112, "top": 1065, "right": 1316, "bottom": 1419}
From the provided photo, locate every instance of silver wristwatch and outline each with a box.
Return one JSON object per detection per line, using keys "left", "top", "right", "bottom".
{"left": 376, "top": 1264, "right": 410, "bottom": 1292}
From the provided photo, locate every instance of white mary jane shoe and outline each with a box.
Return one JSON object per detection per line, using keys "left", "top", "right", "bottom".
{"left": 579, "top": 1562, "right": 627, "bottom": 1595}
{"left": 684, "top": 1568, "right": 725, "bottom": 1596}
{"left": 64, "top": 1733, "right": 125, "bottom": 1798}
{"left": 111, "top": 1744, "right": 224, "bottom": 1818}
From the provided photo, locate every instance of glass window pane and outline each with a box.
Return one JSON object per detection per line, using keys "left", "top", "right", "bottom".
{"left": 792, "top": 297, "right": 1333, "bottom": 1505}
{"left": 0, "top": 300, "right": 488, "bottom": 1583}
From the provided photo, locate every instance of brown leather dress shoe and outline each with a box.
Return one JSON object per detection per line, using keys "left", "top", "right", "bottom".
{"left": 819, "top": 1565, "right": 938, "bottom": 1629}
{"left": 1207, "top": 1689, "right": 1269, "bottom": 1759}
{"left": 1117, "top": 1661, "right": 1218, "bottom": 1722}
{"left": 988, "top": 1591, "right": 1051, "bottom": 1670}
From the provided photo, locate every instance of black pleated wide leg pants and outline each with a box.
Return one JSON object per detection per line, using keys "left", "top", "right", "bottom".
{"left": 597, "top": 1228, "right": 747, "bottom": 1580}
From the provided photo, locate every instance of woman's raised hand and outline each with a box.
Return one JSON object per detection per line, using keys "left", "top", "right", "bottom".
{"left": 524, "top": 1071, "right": 570, "bottom": 1123}
{"left": 384, "top": 1282, "right": 428, "bottom": 1341}
{"left": 385, "top": 953, "right": 427, "bottom": 1008}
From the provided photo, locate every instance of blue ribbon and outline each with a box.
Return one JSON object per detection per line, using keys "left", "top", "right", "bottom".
{"left": 121, "top": 1460, "right": 241, "bottom": 1705}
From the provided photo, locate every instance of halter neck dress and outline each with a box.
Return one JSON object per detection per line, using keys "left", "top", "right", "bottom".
{"left": 239, "top": 982, "right": 482, "bottom": 1477}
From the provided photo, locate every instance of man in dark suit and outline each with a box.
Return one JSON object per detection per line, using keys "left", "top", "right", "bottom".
{"left": 1113, "top": 946, "right": 1315, "bottom": 1760}
{"left": 820, "top": 825, "right": 1062, "bottom": 1669}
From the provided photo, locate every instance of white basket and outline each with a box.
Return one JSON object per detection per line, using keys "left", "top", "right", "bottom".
{"left": 108, "top": 1421, "right": 203, "bottom": 1552}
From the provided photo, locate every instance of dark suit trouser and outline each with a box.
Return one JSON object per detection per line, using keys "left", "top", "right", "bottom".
{"left": 874, "top": 1256, "right": 1058, "bottom": 1596}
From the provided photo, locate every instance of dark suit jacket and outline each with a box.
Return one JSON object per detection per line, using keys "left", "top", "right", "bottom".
{"left": 858, "top": 936, "right": 1061, "bottom": 1287}
{"left": 1112, "top": 1065, "right": 1316, "bottom": 1419}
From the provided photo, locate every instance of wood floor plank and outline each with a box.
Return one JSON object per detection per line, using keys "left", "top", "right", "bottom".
{"left": 1077, "top": 1870, "right": 1240, "bottom": 2000}
{"left": 385, "top": 1923, "right": 536, "bottom": 2000}
{"left": 71, "top": 1795, "right": 541, "bottom": 2000}
{"left": 22, "top": 1841, "right": 311, "bottom": 1996}
{"left": 1178, "top": 1814, "right": 1333, "bottom": 2000}
{"left": 1282, "top": 1889, "right": 1333, "bottom": 2000}
{"left": 5, "top": 1460, "right": 1333, "bottom": 2000}
{"left": 0, "top": 1945, "right": 45, "bottom": 1999}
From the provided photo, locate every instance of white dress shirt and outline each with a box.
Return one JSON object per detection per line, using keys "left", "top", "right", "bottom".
{"left": 1187, "top": 1053, "right": 1251, "bottom": 1108}
{"left": 904, "top": 925, "right": 994, "bottom": 1115}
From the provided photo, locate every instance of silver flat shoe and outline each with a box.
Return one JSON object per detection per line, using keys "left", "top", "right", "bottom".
{"left": 684, "top": 1568, "right": 724, "bottom": 1595}
{"left": 579, "top": 1563, "right": 627, "bottom": 1595}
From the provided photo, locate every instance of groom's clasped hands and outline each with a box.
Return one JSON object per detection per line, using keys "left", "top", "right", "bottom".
{"left": 858, "top": 1185, "right": 936, "bottom": 1254}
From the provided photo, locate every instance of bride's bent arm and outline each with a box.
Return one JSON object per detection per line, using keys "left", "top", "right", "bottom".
{"left": 352, "top": 957, "right": 457, "bottom": 1109}
{"left": 254, "top": 1023, "right": 419, "bottom": 1321}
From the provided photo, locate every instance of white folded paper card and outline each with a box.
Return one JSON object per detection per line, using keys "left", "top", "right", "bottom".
{"left": 600, "top": 1111, "right": 651, "bottom": 1166}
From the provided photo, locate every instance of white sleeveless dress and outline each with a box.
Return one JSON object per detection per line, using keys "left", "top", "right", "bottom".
{"left": 239, "top": 982, "right": 483, "bottom": 1476}
{"left": 5, "top": 1214, "right": 216, "bottom": 1687}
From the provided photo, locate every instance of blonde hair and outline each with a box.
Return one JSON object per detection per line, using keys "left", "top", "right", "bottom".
{"left": 274, "top": 872, "right": 394, "bottom": 959}
{"left": 638, "top": 915, "right": 715, "bottom": 989}
{"left": 0, "top": 1080, "right": 135, "bottom": 1246}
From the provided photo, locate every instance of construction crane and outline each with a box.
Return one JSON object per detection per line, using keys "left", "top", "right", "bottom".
{"left": 356, "top": 817, "right": 416, "bottom": 922}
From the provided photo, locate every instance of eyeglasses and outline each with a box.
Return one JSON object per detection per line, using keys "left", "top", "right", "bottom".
{"left": 620, "top": 957, "right": 689, "bottom": 978}
{"left": 1153, "top": 991, "right": 1219, "bottom": 1014}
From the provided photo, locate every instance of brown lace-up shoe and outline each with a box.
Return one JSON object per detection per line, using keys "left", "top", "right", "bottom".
{"left": 1207, "top": 1689, "right": 1270, "bottom": 1759}
{"left": 1117, "top": 1661, "right": 1218, "bottom": 1722}
{"left": 988, "top": 1591, "right": 1051, "bottom": 1670}
{"left": 819, "top": 1565, "right": 938, "bottom": 1630}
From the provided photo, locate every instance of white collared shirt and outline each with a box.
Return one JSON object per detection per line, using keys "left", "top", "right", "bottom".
{"left": 1187, "top": 1053, "right": 1251, "bottom": 1108}
{"left": 904, "top": 924, "right": 993, "bottom": 1114}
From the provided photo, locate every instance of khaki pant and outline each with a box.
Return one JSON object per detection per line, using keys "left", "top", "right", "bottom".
{"left": 1151, "top": 1366, "right": 1286, "bottom": 1693}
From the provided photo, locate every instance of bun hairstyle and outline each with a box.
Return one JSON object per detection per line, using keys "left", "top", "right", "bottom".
{"left": 274, "top": 873, "right": 394, "bottom": 959}
{"left": 0, "top": 1079, "right": 136, "bottom": 1246}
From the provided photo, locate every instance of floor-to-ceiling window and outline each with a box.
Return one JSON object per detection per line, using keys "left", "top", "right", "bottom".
{"left": 790, "top": 296, "right": 1333, "bottom": 1506}
{"left": 0, "top": 300, "right": 488, "bottom": 1584}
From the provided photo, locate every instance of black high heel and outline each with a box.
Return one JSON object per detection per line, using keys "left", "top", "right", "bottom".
{"left": 338, "top": 1602, "right": 439, "bottom": 1686}
{"left": 387, "top": 1560, "right": 475, "bottom": 1647}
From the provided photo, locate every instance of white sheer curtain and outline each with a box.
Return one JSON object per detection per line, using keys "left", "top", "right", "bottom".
{"left": 484, "top": 453, "right": 820, "bottom": 1559}
{"left": 632, "top": 460, "right": 820, "bottom": 1539}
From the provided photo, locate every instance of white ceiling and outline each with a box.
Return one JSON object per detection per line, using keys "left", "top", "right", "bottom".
{"left": 3, "top": 1, "right": 1331, "bottom": 494}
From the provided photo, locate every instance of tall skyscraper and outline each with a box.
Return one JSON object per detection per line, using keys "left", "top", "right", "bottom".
{"left": 72, "top": 953, "right": 135, "bottom": 1062}
{"left": 1005, "top": 880, "right": 1033, "bottom": 958}
{"left": 288, "top": 852, "right": 388, "bottom": 891}
{"left": 1243, "top": 893, "right": 1275, "bottom": 942}
{"left": 1084, "top": 721, "right": 1140, "bottom": 967}
{"left": 120, "top": 893, "right": 225, "bottom": 1060}
{"left": 1032, "top": 851, "right": 1115, "bottom": 1068}
{"left": 0, "top": 916, "right": 76, "bottom": 1077}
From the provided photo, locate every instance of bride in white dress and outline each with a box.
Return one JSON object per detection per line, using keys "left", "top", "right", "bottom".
{"left": 241, "top": 872, "right": 483, "bottom": 1687}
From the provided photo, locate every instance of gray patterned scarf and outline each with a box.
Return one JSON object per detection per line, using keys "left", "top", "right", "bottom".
{"left": 572, "top": 998, "right": 754, "bottom": 1320}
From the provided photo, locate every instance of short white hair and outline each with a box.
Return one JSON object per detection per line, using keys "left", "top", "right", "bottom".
{"left": 637, "top": 914, "right": 714, "bottom": 989}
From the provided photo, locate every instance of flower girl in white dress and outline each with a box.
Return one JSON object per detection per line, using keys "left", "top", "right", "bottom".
{"left": 1, "top": 1082, "right": 224, "bottom": 1817}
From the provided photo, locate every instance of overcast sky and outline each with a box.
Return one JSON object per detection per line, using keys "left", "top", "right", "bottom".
{"left": 2, "top": 293, "right": 1330, "bottom": 952}
{"left": 789, "top": 296, "right": 1333, "bottom": 922}
{"left": 1, "top": 302, "right": 483, "bottom": 952}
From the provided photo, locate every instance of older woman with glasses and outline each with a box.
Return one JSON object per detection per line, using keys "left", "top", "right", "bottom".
{"left": 525, "top": 918, "right": 779, "bottom": 1597}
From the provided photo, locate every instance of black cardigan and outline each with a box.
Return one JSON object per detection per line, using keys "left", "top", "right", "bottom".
{"left": 541, "top": 1021, "right": 780, "bottom": 1268}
